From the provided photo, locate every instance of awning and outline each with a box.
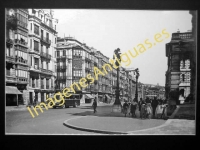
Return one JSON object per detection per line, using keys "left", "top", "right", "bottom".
{"left": 105, "top": 94, "right": 111, "bottom": 99}
{"left": 85, "top": 94, "right": 94, "bottom": 99}
{"left": 5, "top": 86, "right": 22, "bottom": 94}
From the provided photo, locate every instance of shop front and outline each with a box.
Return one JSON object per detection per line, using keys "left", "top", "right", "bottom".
{"left": 5, "top": 86, "right": 22, "bottom": 106}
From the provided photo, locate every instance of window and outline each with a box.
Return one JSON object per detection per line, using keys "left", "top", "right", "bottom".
{"left": 30, "top": 39, "right": 32, "bottom": 48}
{"left": 55, "top": 25, "right": 56, "bottom": 30}
{"left": 55, "top": 38, "right": 56, "bottom": 44}
{"left": 46, "top": 62, "right": 48, "bottom": 70}
{"left": 31, "top": 23, "right": 32, "bottom": 30}
{"left": 6, "top": 47, "right": 11, "bottom": 56}
{"left": 34, "top": 24, "right": 39, "bottom": 35}
{"left": 63, "top": 50, "right": 66, "bottom": 56}
{"left": 57, "top": 51, "right": 60, "bottom": 57}
{"left": 34, "top": 40, "right": 39, "bottom": 51}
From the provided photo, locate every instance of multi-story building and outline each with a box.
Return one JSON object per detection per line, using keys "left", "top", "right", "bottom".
{"left": 165, "top": 31, "right": 194, "bottom": 104}
{"left": 6, "top": 8, "right": 29, "bottom": 106}
{"left": 27, "top": 9, "right": 58, "bottom": 104}
{"left": 56, "top": 37, "right": 137, "bottom": 103}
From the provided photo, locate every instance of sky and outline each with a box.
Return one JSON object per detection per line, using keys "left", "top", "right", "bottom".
{"left": 53, "top": 9, "right": 192, "bottom": 86}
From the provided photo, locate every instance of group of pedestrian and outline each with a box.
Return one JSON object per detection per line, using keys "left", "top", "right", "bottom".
{"left": 122, "top": 97, "right": 168, "bottom": 119}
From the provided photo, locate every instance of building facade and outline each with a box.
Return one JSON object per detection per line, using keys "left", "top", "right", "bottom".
{"left": 27, "top": 9, "right": 58, "bottom": 104}
{"left": 6, "top": 8, "right": 29, "bottom": 106}
{"left": 165, "top": 31, "right": 194, "bottom": 104}
{"left": 56, "top": 37, "right": 136, "bottom": 103}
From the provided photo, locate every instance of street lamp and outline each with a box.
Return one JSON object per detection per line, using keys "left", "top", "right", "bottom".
{"left": 112, "top": 48, "right": 122, "bottom": 112}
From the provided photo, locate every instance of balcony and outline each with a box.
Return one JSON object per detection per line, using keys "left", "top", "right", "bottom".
{"left": 40, "top": 68, "right": 53, "bottom": 75}
{"left": 15, "top": 39, "right": 28, "bottom": 47}
{"left": 17, "top": 21, "right": 28, "bottom": 29}
{"left": 6, "top": 55, "right": 15, "bottom": 63}
{"left": 15, "top": 57, "right": 28, "bottom": 65}
{"left": 57, "top": 65, "right": 67, "bottom": 70}
{"left": 18, "top": 77, "right": 28, "bottom": 84}
{"left": 40, "top": 51, "right": 51, "bottom": 59}
{"left": 6, "top": 76, "right": 17, "bottom": 83}
{"left": 41, "top": 36, "right": 51, "bottom": 45}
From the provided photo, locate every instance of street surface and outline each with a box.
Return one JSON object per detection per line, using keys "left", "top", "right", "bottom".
{"left": 6, "top": 102, "right": 195, "bottom": 135}
{"left": 6, "top": 105, "right": 98, "bottom": 134}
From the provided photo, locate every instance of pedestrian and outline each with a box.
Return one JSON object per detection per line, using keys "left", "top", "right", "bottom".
{"left": 130, "top": 98, "right": 137, "bottom": 118}
{"left": 138, "top": 98, "right": 143, "bottom": 112}
{"left": 155, "top": 100, "right": 163, "bottom": 119}
{"left": 92, "top": 97, "right": 97, "bottom": 113}
{"left": 151, "top": 97, "right": 158, "bottom": 118}
{"left": 123, "top": 100, "right": 129, "bottom": 117}
{"left": 140, "top": 99, "right": 147, "bottom": 119}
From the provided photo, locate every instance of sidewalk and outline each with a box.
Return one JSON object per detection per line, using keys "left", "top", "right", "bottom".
{"left": 6, "top": 105, "right": 50, "bottom": 112}
{"left": 63, "top": 103, "right": 195, "bottom": 135}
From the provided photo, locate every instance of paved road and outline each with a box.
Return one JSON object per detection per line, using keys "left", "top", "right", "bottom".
{"left": 6, "top": 105, "right": 99, "bottom": 135}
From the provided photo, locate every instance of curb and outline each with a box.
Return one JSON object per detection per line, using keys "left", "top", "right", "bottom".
{"left": 169, "top": 106, "right": 180, "bottom": 119}
{"left": 127, "top": 119, "right": 172, "bottom": 134}
{"left": 63, "top": 116, "right": 127, "bottom": 134}
{"left": 63, "top": 116, "right": 170, "bottom": 135}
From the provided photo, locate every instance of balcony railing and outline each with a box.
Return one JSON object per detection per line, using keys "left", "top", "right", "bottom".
{"left": 6, "top": 76, "right": 17, "bottom": 82}
{"left": 41, "top": 36, "right": 51, "bottom": 45}
{"left": 57, "top": 65, "right": 67, "bottom": 70}
{"left": 15, "top": 39, "right": 28, "bottom": 47}
{"left": 6, "top": 55, "right": 15, "bottom": 63}
{"left": 18, "top": 77, "right": 28, "bottom": 83}
{"left": 40, "top": 51, "right": 51, "bottom": 59}
{"left": 17, "top": 21, "right": 28, "bottom": 29}
{"left": 15, "top": 57, "right": 28, "bottom": 65}
{"left": 40, "top": 68, "right": 53, "bottom": 75}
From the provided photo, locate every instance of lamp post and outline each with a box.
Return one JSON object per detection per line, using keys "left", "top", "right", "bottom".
{"left": 135, "top": 69, "right": 140, "bottom": 102}
{"left": 112, "top": 48, "right": 122, "bottom": 112}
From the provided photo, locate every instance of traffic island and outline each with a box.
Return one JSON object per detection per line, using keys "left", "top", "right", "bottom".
{"left": 63, "top": 116, "right": 166, "bottom": 134}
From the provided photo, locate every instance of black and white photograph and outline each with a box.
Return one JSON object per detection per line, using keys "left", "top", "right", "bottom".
{"left": 5, "top": 8, "right": 197, "bottom": 135}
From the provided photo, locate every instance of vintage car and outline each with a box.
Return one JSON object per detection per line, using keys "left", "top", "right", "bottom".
{"left": 52, "top": 93, "right": 81, "bottom": 109}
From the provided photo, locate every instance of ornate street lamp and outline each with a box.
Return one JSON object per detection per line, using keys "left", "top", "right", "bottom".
{"left": 112, "top": 48, "right": 122, "bottom": 112}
